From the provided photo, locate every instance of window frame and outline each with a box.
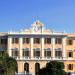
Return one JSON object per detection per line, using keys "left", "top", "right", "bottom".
{"left": 67, "top": 39, "right": 73, "bottom": 45}
{"left": 68, "top": 51, "right": 73, "bottom": 58}
{"left": 34, "top": 38, "right": 40, "bottom": 44}
{"left": 12, "top": 37, "right": 19, "bottom": 44}
{"left": 44, "top": 38, "right": 51, "bottom": 44}
{"left": 23, "top": 38, "right": 30, "bottom": 44}
{"left": 55, "top": 38, "right": 62, "bottom": 44}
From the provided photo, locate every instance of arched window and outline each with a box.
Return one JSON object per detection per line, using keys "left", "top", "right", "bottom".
{"left": 24, "top": 63, "right": 29, "bottom": 73}
{"left": 35, "top": 63, "right": 40, "bottom": 75}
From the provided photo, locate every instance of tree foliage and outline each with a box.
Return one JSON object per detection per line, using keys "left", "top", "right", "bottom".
{"left": 39, "top": 61, "right": 67, "bottom": 75}
{"left": 0, "top": 51, "right": 17, "bottom": 75}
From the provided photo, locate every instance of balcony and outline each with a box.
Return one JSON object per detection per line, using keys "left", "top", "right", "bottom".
{"left": 20, "top": 56, "right": 30, "bottom": 60}
{"left": 54, "top": 56, "right": 63, "bottom": 60}
{"left": 45, "top": 56, "right": 52, "bottom": 60}
{"left": 34, "top": 56, "right": 40, "bottom": 60}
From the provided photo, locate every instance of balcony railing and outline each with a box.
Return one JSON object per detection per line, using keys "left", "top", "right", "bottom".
{"left": 12, "top": 56, "right": 68, "bottom": 60}
{"left": 34, "top": 56, "right": 40, "bottom": 60}
{"left": 45, "top": 56, "right": 52, "bottom": 60}
{"left": 21, "top": 56, "right": 30, "bottom": 60}
{"left": 54, "top": 56, "right": 63, "bottom": 60}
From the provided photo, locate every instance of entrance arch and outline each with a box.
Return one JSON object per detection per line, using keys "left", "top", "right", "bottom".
{"left": 46, "top": 63, "right": 48, "bottom": 67}
{"left": 35, "top": 63, "right": 40, "bottom": 75}
{"left": 24, "top": 63, "right": 29, "bottom": 73}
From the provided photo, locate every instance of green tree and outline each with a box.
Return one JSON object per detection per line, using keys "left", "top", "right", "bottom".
{"left": 39, "top": 61, "right": 67, "bottom": 75}
{"left": 0, "top": 51, "right": 17, "bottom": 75}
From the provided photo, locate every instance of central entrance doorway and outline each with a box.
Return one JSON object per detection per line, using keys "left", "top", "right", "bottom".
{"left": 35, "top": 63, "right": 40, "bottom": 75}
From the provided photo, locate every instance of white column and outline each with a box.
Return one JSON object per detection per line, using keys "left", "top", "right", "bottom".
{"left": 8, "top": 37, "right": 12, "bottom": 57}
{"left": 19, "top": 37, "right": 23, "bottom": 59}
{"left": 42, "top": 37, "right": 44, "bottom": 59}
{"left": 52, "top": 37, "right": 55, "bottom": 60}
{"left": 62, "top": 37, "right": 66, "bottom": 60}
{"left": 31, "top": 37, "right": 33, "bottom": 59}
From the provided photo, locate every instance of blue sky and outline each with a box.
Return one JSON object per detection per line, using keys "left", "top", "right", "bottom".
{"left": 0, "top": 0, "right": 75, "bottom": 33}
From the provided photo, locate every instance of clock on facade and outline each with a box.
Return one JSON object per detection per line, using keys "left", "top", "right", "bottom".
{"left": 34, "top": 26, "right": 41, "bottom": 32}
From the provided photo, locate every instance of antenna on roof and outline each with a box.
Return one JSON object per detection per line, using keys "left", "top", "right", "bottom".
{"left": 36, "top": 15, "right": 39, "bottom": 21}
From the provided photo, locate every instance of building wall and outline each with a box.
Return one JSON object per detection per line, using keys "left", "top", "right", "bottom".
{"left": 7, "top": 35, "right": 75, "bottom": 74}
{"left": 1, "top": 21, "right": 75, "bottom": 75}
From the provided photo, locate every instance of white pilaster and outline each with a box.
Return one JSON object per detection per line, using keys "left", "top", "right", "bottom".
{"left": 19, "top": 37, "right": 23, "bottom": 59}
{"left": 52, "top": 37, "right": 55, "bottom": 60}
{"left": 31, "top": 37, "right": 33, "bottom": 59}
{"left": 42, "top": 37, "right": 44, "bottom": 59}
{"left": 62, "top": 37, "right": 66, "bottom": 60}
{"left": 8, "top": 37, "right": 12, "bottom": 57}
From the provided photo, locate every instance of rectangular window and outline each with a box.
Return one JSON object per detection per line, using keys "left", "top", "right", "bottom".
{"left": 12, "top": 50, "right": 18, "bottom": 57}
{"left": 22, "top": 48, "right": 29, "bottom": 57}
{"left": 34, "top": 50, "right": 40, "bottom": 57}
{"left": 55, "top": 51, "right": 62, "bottom": 58}
{"left": 23, "top": 38, "right": 30, "bottom": 44}
{"left": 23, "top": 50, "right": 29, "bottom": 57}
{"left": 34, "top": 38, "right": 40, "bottom": 44}
{"left": 15, "top": 38, "right": 19, "bottom": 43}
{"left": 67, "top": 39, "right": 73, "bottom": 45}
{"left": 44, "top": 51, "right": 51, "bottom": 57}
{"left": 1, "top": 38, "right": 7, "bottom": 44}
{"left": 25, "top": 51, "right": 29, "bottom": 57}
{"left": 12, "top": 38, "right": 14, "bottom": 43}
{"left": 55, "top": 38, "right": 62, "bottom": 44}
{"left": 12, "top": 38, "right": 19, "bottom": 44}
{"left": 68, "top": 52, "right": 73, "bottom": 57}
{"left": 68, "top": 64, "right": 73, "bottom": 70}
{"left": 44, "top": 38, "right": 51, "bottom": 44}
